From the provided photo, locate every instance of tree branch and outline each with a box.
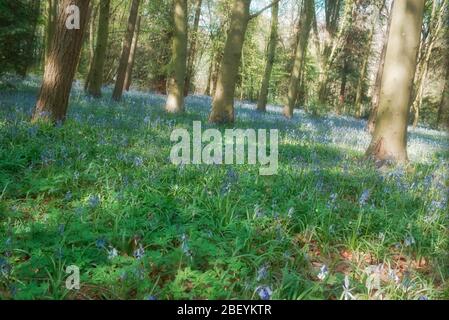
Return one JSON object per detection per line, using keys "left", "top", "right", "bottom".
{"left": 248, "top": 0, "right": 281, "bottom": 20}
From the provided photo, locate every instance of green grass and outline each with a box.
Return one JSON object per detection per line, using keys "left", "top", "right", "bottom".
{"left": 0, "top": 79, "right": 448, "bottom": 300}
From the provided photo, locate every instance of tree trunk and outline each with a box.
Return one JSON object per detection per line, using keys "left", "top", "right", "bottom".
{"left": 437, "top": 70, "right": 449, "bottom": 129}
{"left": 204, "top": 53, "right": 214, "bottom": 95}
{"left": 367, "top": 1, "right": 393, "bottom": 134}
{"left": 165, "top": 0, "right": 188, "bottom": 113}
{"left": 318, "top": 0, "right": 354, "bottom": 106}
{"left": 184, "top": 0, "right": 203, "bottom": 96}
{"left": 366, "top": 0, "right": 425, "bottom": 163}
{"left": 283, "top": 0, "right": 313, "bottom": 118}
{"left": 257, "top": 1, "right": 279, "bottom": 112}
{"left": 355, "top": 10, "right": 379, "bottom": 118}
{"left": 437, "top": 9, "right": 449, "bottom": 129}
{"left": 112, "top": 0, "right": 140, "bottom": 101}
{"left": 209, "top": 0, "right": 251, "bottom": 124}
{"left": 45, "top": 0, "right": 58, "bottom": 64}
{"left": 337, "top": 58, "right": 348, "bottom": 115}
{"left": 124, "top": 15, "right": 141, "bottom": 91}
{"left": 33, "top": 0, "right": 91, "bottom": 123}
{"left": 18, "top": 0, "right": 41, "bottom": 77}
{"left": 86, "top": 0, "right": 111, "bottom": 97}
{"left": 410, "top": 0, "right": 446, "bottom": 129}
{"left": 84, "top": 2, "right": 99, "bottom": 91}
{"left": 211, "top": 50, "right": 222, "bottom": 97}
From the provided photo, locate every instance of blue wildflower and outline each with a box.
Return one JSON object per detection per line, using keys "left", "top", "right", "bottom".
{"left": 359, "top": 189, "right": 371, "bottom": 206}
{"left": 107, "top": 246, "right": 119, "bottom": 260}
{"left": 317, "top": 265, "right": 329, "bottom": 281}
{"left": 96, "top": 238, "right": 107, "bottom": 249}
{"left": 88, "top": 195, "right": 101, "bottom": 208}
{"left": 257, "top": 265, "right": 269, "bottom": 281}
{"left": 133, "top": 244, "right": 145, "bottom": 259}
{"left": 255, "top": 286, "right": 272, "bottom": 300}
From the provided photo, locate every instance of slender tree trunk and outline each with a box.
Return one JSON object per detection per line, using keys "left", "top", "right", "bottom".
{"left": 211, "top": 50, "right": 222, "bottom": 97}
{"left": 209, "top": 0, "right": 251, "bottom": 124}
{"left": 437, "top": 9, "right": 449, "bottom": 129}
{"left": 84, "top": 2, "right": 99, "bottom": 91}
{"left": 166, "top": 0, "right": 188, "bottom": 113}
{"left": 411, "top": 0, "right": 446, "bottom": 128}
{"left": 355, "top": 14, "right": 378, "bottom": 118}
{"left": 18, "top": 0, "right": 41, "bottom": 76}
{"left": 86, "top": 0, "right": 111, "bottom": 97}
{"left": 337, "top": 58, "right": 348, "bottom": 114}
{"left": 124, "top": 15, "right": 141, "bottom": 91}
{"left": 318, "top": 0, "right": 354, "bottom": 106}
{"left": 367, "top": 1, "right": 393, "bottom": 134}
{"left": 184, "top": 0, "right": 203, "bottom": 96}
{"left": 366, "top": 0, "right": 425, "bottom": 163}
{"left": 112, "top": 0, "right": 140, "bottom": 101}
{"left": 45, "top": 0, "right": 58, "bottom": 64}
{"left": 33, "top": 0, "right": 91, "bottom": 123}
{"left": 283, "top": 0, "right": 314, "bottom": 118}
{"left": 257, "top": 1, "right": 279, "bottom": 112}
{"left": 437, "top": 69, "right": 449, "bottom": 128}
{"left": 204, "top": 53, "right": 214, "bottom": 95}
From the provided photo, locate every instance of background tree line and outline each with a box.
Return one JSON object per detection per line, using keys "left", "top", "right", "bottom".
{"left": 0, "top": 0, "right": 447, "bottom": 163}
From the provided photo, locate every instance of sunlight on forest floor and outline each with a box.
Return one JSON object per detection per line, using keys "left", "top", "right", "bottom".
{"left": 0, "top": 76, "right": 448, "bottom": 300}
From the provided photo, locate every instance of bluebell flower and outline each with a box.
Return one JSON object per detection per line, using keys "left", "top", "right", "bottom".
{"left": 64, "top": 191, "right": 73, "bottom": 202}
{"left": 255, "top": 286, "right": 272, "bottom": 300}
{"left": 254, "top": 205, "right": 264, "bottom": 218}
{"left": 107, "top": 246, "right": 119, "bottom": 260}
{"left": 359, "top": 189, "right": 371, "bottom": 206}
{"left": 96, "top": 238, "right": 107, "bottom": 249}
{"left": 181, "top": 234, "right": 192, "bottom": 257}
{"left": 317, "top": 265, "right": 328, "bottom": 281}
{"left": 88, "top": 195, "right": 101, "bottom": 208}
{"left": 133, "top": 156, "right": 144, "bottom": 167}
{"left": 404, "top": 235, "right": 415, "bottom": 247}
{"left": 342, "top": 275, "right": 355, "bottom": 300}
{"left": 257, "top": 265, "right": 269, "bottom": 281}
{"left": 0, "top": 258, "right": 11, "bottom": 277}
{"left": 133, "top": 244, "right": 145, "bottom": 260}
{"left": 145, "top": 295, "right": 157, "bottom": 300}
{"left": 418, "top": 295, "right": 429, "bottom": 300}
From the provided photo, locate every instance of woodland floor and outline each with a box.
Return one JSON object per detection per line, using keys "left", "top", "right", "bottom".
{"left": 0, "top": 76, "right": 448, "bottom": 300}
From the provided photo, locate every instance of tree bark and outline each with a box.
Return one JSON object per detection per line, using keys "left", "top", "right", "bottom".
{"left": 410, "top": 0, "right": 446, "bottom": 128}
{"left": 184, "top": 0, "right": 203, "bottom": 96}
{"left": 45, "top": 0, "right": 58, "bottom": 64}
{"left": 437, "top": 8, "right": 449, "bottom": 129}
{"left": 84, "top": 2, "right": 99, "bottom": 91}
{"left": 124, "top": 15, "right": 141, "bottom": 91}
{"left": 257, "top": 1, "right": 279, "bottom": 112}
{"left": 209, "top": 0, "right": 251, "bottom": 124}
{"left": 366, "top": 0, "right": 425, "bottom": 163}
{"left": 165, "top": 0, "right": 188, "bottom": 113}
{"left": 367, "top": 2, "right": 393, "bottom": 134}
{"left": 33, "top": 0, "right": 91, "bottom": 123}
{"left": 112, "top": 0, "right": 140, "bottom": 101}
{"left": 86, "top": 0, "right": 111, "bottom": 97}
{"left": 355, "top": 7, "right": 379, "bottom": 118}
{"left": 283, "top": 0, "right": 314, "bottom": 118}
{"left": 318, "top": 0, "right": 354, "bottom": 106}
